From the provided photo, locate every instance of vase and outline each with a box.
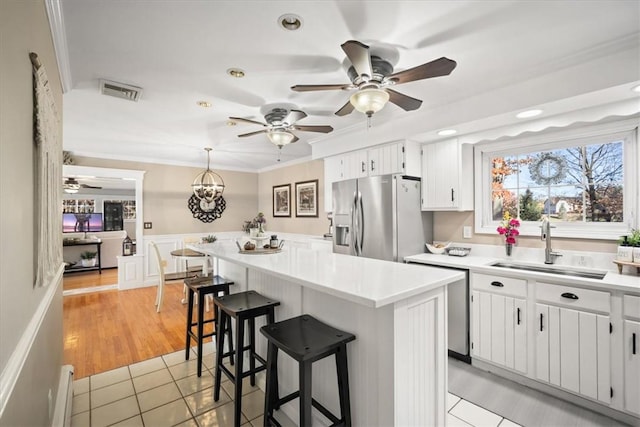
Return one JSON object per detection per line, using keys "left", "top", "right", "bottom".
{"left": 505, "top": 243, "right": 513, "bottom": 257}
{"left": 258, "top": 223, "right": 265, "bottom": 237}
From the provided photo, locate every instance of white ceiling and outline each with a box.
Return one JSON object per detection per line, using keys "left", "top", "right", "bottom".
{"left": 58, "top": 1, "right": 640, "bottom": 172}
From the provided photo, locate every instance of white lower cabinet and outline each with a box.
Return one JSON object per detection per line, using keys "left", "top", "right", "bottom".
{"left": 623, "top": 294, "right": 640, "bottom": 416}
{"left": 472, "top": 291, "right": 527, "bottom": 373}
{"left": 535, "top": 281, "right": 612, "bottom": 405}
{"left": 471, "top": 273, "right": 527, "bottom": 373}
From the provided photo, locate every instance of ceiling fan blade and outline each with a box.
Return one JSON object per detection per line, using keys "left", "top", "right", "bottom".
{"left": 291, "top": 83, "right": 352, "bottom": 92}
{"left": 290, "top": 134, "right": 300, "bottom": 143}
{"left": 386, "top": 57, "right": 457, "bottom": 85}
{"left": 341, "top": 40, "right": 373, "bottom": 79}
{"left": 228, "top": 116, "right": 268, "bottom": 127}
{"left": 386, "top": 89, "right": 423, "bottom": 111}
{"left": 335, "top": 100, "right": 355, "bottom": 116}
{"left": 80, "top": 184, "right": 102, "bottom": 189}
{"left": 284, "top": 109, "right": 307, "bottom": 125}
{"left": 237, "top": 129, "right": 268, "bottom": 138}
{"left": 292, "top": 125, "right": 334, "bottom": 133}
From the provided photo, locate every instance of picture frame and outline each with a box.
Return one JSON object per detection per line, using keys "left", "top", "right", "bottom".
{"left": 272, "top": 184, "right": 291, "bottom": 217}
{"left": 295, "top": 179, "right": 318, "bottom": 218}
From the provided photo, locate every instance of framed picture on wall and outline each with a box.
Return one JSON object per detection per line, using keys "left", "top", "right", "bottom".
{"left": 295, "top": 180, "right": 318, "bottom": 217}
{"left": 273, "top": 184, "right": 291, "bottom": 217}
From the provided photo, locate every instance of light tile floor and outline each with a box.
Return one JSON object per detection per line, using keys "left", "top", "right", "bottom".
{"left": 72, "top": 343, "right": 521, "bottom": 427}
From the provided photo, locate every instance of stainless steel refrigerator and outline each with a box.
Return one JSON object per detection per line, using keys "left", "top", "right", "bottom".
{"left": 332, "top": 174, "right": 433, "bottom": 262}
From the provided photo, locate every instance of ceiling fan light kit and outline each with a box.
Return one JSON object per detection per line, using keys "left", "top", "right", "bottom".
{"left": 63, "top": 178, "right": 80, "bottom": 194}
{"left": 191, "top": 147, "right": 225, "bottom": 202}
{"left": 350, "top": 87, "right": 390, "bottom": 117}
{"left": 267, "top": 130, "right": 295, "bottom": 146}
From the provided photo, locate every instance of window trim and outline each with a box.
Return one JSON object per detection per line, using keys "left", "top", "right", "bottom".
{"left": 474, "top": 118, "right": 638, "bottom": 240}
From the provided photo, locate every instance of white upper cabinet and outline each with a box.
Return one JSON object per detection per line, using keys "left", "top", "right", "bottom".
{"left": 421, "top": 139, "right": 473, "bottom": 211}
{"left": 323, "top": 140, "right": 420, "bottom": 212}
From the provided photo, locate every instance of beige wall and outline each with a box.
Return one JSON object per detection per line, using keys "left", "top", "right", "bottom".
{"left": 258, "top": 159, "right": 329, "bottom": 236}
{"left": 0, "top": 0, "right": 65, "bottom": 424}
{"left": 433, "top": 211, "right": 618, "bottom": 253}
{"left": 74, "top": 157, "right": 259, "bottom": 235}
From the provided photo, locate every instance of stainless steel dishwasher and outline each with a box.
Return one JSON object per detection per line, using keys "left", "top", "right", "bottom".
{"left": 407, "top": 263, "right": 470, "bottom": 363}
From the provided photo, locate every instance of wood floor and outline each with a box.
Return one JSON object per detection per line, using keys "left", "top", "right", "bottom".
{"left": 63, "top": 272, "right": 212, "bottom": 379}
{"left": 63, "top": 268, "right": 119, "bottom": 291}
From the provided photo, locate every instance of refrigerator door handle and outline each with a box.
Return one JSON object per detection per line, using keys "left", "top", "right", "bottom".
{"left": 358, "top": 191, "right": 364, "bottom": 254}
{"left": 351, "top": 191, "right": 359, "bottom": 256}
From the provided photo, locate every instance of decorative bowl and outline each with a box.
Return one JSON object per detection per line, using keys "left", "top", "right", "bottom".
{"left": 425, "top": 242, "right": 450, "bottom": 255}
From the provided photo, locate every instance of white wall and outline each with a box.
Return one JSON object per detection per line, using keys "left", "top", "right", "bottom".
{"left": 0, "top": 1, "right": 65, "bottom": 424}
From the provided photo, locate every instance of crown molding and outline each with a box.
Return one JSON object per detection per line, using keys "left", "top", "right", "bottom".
{"left": 45, "top": 0, "right": 72, "bottom": 93}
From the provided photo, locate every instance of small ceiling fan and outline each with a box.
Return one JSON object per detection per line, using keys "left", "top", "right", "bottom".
{"left": 230, "top": 108, "right": 333, "bottom": 147}
{"left": 63, "top": 177, "right": 102, "bottom": 194}
{"left": 291, "top": 40, "right": 457, "bottom": 117}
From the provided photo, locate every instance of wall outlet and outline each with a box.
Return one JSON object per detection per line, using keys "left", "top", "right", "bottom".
{"left": 144, "top": 222, "right": 152, "bottom": 229}
{"left": 573, "top": 255, "right": 592, "bottom": 267}
{"left": 463, "top": 226, "right": 472, "bottom": 239}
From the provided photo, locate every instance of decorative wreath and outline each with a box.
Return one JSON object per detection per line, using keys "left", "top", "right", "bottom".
{"left": 528, "top": 153, "right": 567, "bottom": 185}
{"left": 187, "top": 194, "right": 226, "bottom": 223}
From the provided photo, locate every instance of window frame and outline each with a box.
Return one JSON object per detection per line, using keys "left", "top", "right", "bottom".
{"left": 474, "top": 119, "right": 638, "bottom": 240}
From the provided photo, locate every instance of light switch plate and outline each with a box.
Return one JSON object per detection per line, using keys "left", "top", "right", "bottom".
{"left": 463, "top": 226, "right": 472, "bottom": 239}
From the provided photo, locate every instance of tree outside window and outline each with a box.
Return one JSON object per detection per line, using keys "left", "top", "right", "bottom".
{"left": 491, "top": 140, "right": 624, "bottom": 224}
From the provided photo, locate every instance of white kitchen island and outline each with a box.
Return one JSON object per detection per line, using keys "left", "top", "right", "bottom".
{"left": 192, "top": 241, "right": 464, "bottom": 426}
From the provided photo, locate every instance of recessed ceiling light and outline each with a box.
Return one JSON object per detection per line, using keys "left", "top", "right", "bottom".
{"left": 437, "top": 129, "right": 457, "bottom": 136}
{"left": 227, "top": 68, "right": 245, "bottom": 78}
{"left": 632, "top": 84, "right": 640, "bottom": 93}
{"left": 196, "top": 101, "right": 212, "bottom": 108}
{"left": 226, "top": 120, "right": 237, "bottom": 126}
{"left": 278, "top": 14, "right": 303, "bottom": 31}
{"left": 516, "top": 109, "right": 543, "bottom": 119}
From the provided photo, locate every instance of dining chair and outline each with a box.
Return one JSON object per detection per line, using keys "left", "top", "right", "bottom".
{"left": 150, "top": 241, "right": 173, "bottom": 313}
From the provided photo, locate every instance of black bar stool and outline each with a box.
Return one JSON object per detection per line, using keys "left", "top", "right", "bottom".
{"left": 260, "top": 315, "right": 356, "bottom": 427}
{"left": 213, "top": 290, "right": 280, "bottom": 427}
{"left": 184, "top": 274, "right": 235, "bottom": 377}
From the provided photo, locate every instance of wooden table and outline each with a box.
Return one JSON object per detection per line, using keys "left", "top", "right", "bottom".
{"left": 171, "top": 248, "right": 208, "bottom": 303}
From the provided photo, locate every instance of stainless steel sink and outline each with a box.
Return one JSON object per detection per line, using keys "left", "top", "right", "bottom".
{"left": 491, "top": 262, "right": 607, "bottom": 280}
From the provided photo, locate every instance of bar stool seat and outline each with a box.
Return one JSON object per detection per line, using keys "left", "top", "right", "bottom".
{"left": 184, "top": 274, "right": 234, "bottom": 377}
{"left": 260, "top": 315, "right": 356, "bottom": 427}
{"left": 213, "top": 290, "right": 280, "bottom": 427}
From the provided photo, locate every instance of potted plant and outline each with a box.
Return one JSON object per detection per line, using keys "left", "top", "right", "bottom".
{"left": 80, "top": 251, "right": 98, "bottom": 267}
{"left": 201, "top": 235, "right": 217, "bottom": 243}
{"left": 628, "top": 228, "right": 640, "bottom": 263}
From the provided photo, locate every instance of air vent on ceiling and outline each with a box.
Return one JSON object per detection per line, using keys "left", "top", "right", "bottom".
{"left": 100, "top": 79, "right": 142, "bottom": 102}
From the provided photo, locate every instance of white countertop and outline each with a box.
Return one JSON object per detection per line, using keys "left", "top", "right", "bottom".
{"left": 191, "top": 242, "right": 464, "bottom": 308}
{"left": 405, "top": 253, "right": 640, "bottom": 293}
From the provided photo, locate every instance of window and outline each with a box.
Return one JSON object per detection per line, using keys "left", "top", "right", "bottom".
{"left": 475, "top": 119, "right": 638, "bottom": 240}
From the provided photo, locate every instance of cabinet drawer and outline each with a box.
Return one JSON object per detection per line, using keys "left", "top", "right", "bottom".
{"left": 472, "top": 273, "right": 526, "bottom": 298}
{"left": 623, "top": 294, "right": 640, "bottom": 320}
{"left": 536, "top": 282, "right": 610, "bottom": 314}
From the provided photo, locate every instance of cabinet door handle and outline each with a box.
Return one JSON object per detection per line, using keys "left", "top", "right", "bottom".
{"left": 634, "top": 333, "right": 637, "bottom": 355}
{"left": 451, "top": 188, "right": 455, "bottom": 202}
{"left": 561, "top": 292, "right": 579, "bottom": 300}
{"left": 361, "top": 161, "right": 366, "bottom": 173}
{"left": 517, "top": 307, "right": 521, "bottom": 325}
{"left": 540, "top": 313, "right": 544, "bottom": 332}
{"left": 490, "top": 281, "right": 504, "bottom": 287}
{"left": 371, "top": 160, "right": 375, "bottom": 171}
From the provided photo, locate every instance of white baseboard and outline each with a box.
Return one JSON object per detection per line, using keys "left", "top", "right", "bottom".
{"left": 51, "top": 365, "right": 74, "bottom": 427}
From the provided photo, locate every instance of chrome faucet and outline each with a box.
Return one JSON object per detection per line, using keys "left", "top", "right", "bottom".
{"left": 541, "top": 217, "right": 562, "bottom": 264}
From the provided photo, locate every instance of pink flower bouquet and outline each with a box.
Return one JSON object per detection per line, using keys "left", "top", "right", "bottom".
{"left": 497, "top": 212, "right": 520, "bottom": 244}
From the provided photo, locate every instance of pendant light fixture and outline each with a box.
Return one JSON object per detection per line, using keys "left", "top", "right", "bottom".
{"left": 192, "top": 148, "right": 225, "bottom": 202}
